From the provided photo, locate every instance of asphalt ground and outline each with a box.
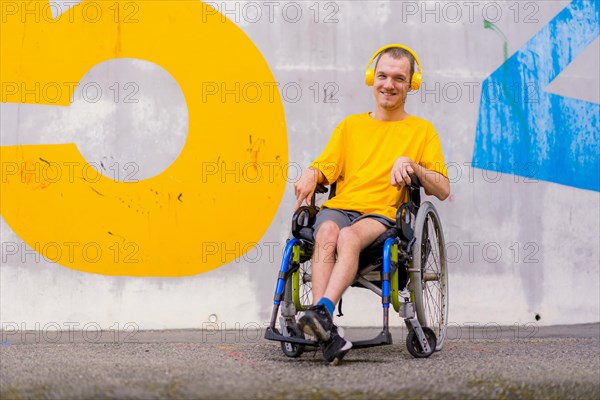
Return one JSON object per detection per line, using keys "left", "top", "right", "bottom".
{"left": 1, "top": 323, "right": 599, "bottom": 399}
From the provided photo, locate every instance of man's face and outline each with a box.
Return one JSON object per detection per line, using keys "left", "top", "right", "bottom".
{"left": 373, "top": 54, "right": 412, "bottom": 111}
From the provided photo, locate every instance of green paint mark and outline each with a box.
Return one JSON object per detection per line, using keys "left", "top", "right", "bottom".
{"left": 484, "top": 19, "right": 508, "bottom": 61}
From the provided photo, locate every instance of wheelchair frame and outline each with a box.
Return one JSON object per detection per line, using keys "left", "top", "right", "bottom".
{"left": 264, "top": 176, "right": 448, "bottom": 358}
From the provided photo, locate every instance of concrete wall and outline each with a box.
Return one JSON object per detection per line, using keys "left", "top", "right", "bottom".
{"left": 1, "top": 0, "right": 598, "bottom": 333}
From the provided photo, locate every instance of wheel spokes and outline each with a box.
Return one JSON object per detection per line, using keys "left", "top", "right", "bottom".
{"left": 300, "top": 262, "right": 313, "bottom": 307}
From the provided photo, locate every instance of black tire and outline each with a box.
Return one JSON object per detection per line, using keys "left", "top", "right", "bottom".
{"left": 411, "top": 202, "right": 449, "bottom": 351}
{"left": 280, "top": 324, "right": 305, "bottom": 358}
{"left": 406, "top": 327, "right": 437, "bottom": 358}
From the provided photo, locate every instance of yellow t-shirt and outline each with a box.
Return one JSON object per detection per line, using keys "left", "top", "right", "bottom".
{"left": 309, "top": 113, "right": 448, "bottom": 220}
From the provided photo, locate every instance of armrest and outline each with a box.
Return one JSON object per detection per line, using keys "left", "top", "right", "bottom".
{"left": 395, "top": 174, "right": 421, "bottom": 242}
{"left": 315, "top": 184, "right": 328, "bottom": 194}
{"left": 309, "top": 184, "right": 329, "bottom": 209}
{"left": 409, "top": 174, "right": 421, "bottom": 189}
{"left": 292, "top": 184, "right": 329, "bottom": 239}
{"left": 408, "top": 174, "right": 421, "bottom": 205}
{"left": 292, "top": 206, "right": 318, "bottom": 239}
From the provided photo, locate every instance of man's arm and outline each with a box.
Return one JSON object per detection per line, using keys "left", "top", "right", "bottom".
{"left": 391, "top": 156, "right": 450, "bottom": 201}
{"left": 294, "top": 167, "right": 326, "bottom": 210}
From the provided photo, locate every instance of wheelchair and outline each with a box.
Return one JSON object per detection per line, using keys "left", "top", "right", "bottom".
{"left": 264, "top": 175, "right": 448, "bottom": 359}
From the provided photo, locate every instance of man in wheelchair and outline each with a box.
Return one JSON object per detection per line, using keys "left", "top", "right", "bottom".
{"left": 267, "top": 44, "right": 449, "bottom": 364}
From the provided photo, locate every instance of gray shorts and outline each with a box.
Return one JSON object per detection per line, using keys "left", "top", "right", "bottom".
{"left": 313, "top": 207, "right": 396, "bottom": 239}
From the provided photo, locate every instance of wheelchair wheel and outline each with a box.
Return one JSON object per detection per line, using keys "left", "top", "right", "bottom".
{"left": 411, "top": 201, "right": 449, "bottom": 351}
{"left": 293, "top": 258, "right": 313, "bottom": 311}
{"left": 406, "top": 327, "right": 437, "bottom": 358}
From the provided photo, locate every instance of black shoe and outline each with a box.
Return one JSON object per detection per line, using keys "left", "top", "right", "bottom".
{"left": 320, "top": 328, "right": 353, "bottom": 365}
{"left": 298, "top": 304, "right": 334, "bottom": 342}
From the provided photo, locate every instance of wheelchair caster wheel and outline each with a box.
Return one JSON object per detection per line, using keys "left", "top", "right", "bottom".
{"left": 406, "top": 327, "right": 437, "bottom": 358}
{"left": 281, "top": 325, "right": 305, "bottom": 358}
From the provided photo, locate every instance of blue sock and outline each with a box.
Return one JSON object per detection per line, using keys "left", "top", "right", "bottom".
{"left": 317, "top": 297, "right": 335, "bottom": 316}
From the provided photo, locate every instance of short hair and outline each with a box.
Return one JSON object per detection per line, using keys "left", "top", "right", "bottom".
{"left": 374, "top": 47, "right": 415, "bottom": 84}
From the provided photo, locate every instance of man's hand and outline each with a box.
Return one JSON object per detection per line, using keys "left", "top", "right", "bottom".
{"left": 391, "top": 156, "right": 415, "bottom": 189}
{"left": 294, "top": 168, "right": 320, "bottom": 210}
{"left": 391, "top": 156, "right": 450, "bottom": 200}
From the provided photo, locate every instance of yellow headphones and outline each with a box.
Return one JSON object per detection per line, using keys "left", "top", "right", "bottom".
{"left": 365, "top": 44, "right": 422, "bottom": 90}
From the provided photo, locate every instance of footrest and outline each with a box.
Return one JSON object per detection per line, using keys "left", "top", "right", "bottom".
{"left": 350, "top": 330, "right": 393, "bottom": 349}
{"left": 264, "top": 327, "right": 319, "bottom": 347}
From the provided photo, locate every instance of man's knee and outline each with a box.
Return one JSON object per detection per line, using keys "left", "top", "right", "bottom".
{"left": 313, "top": 221, "right": 339, "bottom": 264}
{"left": 315, "top": 220, "right": 340, "bottom": 244}
{"left": 337, "top": 226, "right": 361, "bottom": 252}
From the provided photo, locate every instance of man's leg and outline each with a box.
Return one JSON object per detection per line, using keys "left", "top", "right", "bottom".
{"left": 299, "top": 219, "right": 341, "bottom": 344}
{"left": 311, "top": 220, "right": 339, "bottom": 303}
{"left": 322, "top": 218, "right": 388, "bottom": 304}
{"left": 300, "top": 217, "right": 388, "bottom": 364}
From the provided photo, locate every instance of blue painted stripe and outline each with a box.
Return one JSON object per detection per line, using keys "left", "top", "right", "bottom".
{"left": 473, "top": 0, "right": 599, "bottom": 191}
